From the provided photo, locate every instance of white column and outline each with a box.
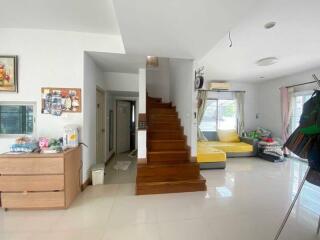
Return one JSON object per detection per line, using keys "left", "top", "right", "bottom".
{"left": 139, "top": 68, "right": 146, "bottom": 114}
{"left": 138, "top": 68, "right": 147, "bottom": 161}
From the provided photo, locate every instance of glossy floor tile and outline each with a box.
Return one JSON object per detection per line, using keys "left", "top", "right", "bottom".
{"left": 1, "top": 157, "right": 320, "bottom": 240}
{"left": 104, "top": 152, "right": 137, "bottom": 184}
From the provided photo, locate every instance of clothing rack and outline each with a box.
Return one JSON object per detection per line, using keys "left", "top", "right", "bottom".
{"left": 198, "top": 89, "right": 246, "bottom": 93}
{"left": 285, "top": 74, "right": 320, "bottom": 89}
{"left": 275, "top": 74, "right": 320, "bottom": 239}
{"left": 274, "top": 167, "right": 311, "bottom": 240}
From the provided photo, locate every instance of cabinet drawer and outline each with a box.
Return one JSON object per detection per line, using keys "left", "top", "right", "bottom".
{"left": 0, "top": 175, "right": 64, "bottom": 192}
{"left": 1, "top": 192, "right": 65, "bottom": 209}
{"left": 0, "top": 157, "right": 64, "bottom": 175}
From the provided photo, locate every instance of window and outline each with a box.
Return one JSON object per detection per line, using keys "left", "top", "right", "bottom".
{"left": 199, "top": 99, "right": 217, "bottom": 132}
{"left": 199, "top": 99, "right": 237, "bottom": 132}
{"left": 290, "top": 92, "right": 312, "bottom": 134}
{"left": 218, "top": 100, "right": 237, "bottom": 130}
{"left": 0, "top": 103, "right": 35, "bottom": 135}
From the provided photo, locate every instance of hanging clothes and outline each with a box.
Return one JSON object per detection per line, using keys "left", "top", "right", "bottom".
{"left": 285, "top": 90, "right": 320, "bottom": 173}
{"left": 299, "top": 90, "right": 320, "bottom": 135}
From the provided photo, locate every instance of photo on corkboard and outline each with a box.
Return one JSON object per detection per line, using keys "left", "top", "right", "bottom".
{"left": 0, "top": 56, "right": 18, "bottom": 92}
{"left": 41, "top": 88, "right": 81, "bottom": 116}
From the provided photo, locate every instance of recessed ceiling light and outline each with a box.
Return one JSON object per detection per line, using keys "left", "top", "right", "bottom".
{"left": 264, "top": 21, "right": 276, "bottom": 29}
{"left": 256, "top": 57, "right": 278, "bottom": 66}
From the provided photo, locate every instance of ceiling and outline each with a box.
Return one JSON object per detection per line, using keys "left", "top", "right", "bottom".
{"left": 88, "top": 52, "right": 146, "bottom": 73}
{"left": 198, "top": 0, "right": 320, "bottom": 82}
{"left": 113, "top": 0, "right": 259, "bottom": 59}
{"left": 0, "top": 0, "right": 120, "bottom": 35}
{"left": 2, "top": 0, "right": 320, "bottom": 83}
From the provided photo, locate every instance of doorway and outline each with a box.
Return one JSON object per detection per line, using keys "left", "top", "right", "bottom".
{"left": 116, "top": 100, "right": 136, "bottom": 153}
{"left": 96, "top": 88, "right": 106, "bottom": 164}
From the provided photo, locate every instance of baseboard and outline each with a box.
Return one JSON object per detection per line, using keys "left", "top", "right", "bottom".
{"left": 81, "top": 178, "right": 92, "bottom": 191}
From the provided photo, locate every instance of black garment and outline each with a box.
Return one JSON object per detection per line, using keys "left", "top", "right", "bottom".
{"left": 299, "top": 90, "right": 320, "bottom": 135}
{"left": 307, "top": 137, "right": 320, "bottom": 172}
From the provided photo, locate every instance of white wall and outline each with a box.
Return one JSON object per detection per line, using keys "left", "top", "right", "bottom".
{"left": 169, "top": 59, "right": 196, "bottom": 156}
{"left": 138, "top": 68, "right": 146, "bottom": 160}
{"left": 256, "top": 67, "right": 320, "bottom": 137}
{"left": 104, "top": 72, "right": 139, "bottom": 92}
{"left": 0, "top": 28, "right": 124, "bottom": 183}
{"left": 83, "top": 54, "right": 105, "bottom": 178}
{"left": 146, "top": 58, "right": 170, "bottom": 102}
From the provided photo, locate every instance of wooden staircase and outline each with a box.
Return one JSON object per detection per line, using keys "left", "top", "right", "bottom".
{"left": 136, "top": 96, "right": 206, "bottom": 195}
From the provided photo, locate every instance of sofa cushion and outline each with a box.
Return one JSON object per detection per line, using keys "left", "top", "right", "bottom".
{"left": 205, "top": 141, "right": 253, "bottom": 153}
{"left": 217, "top": 130, "right": 240, "bottom": 143}
{"left": 197, "top": 142, "right": 226, "bottom": 163}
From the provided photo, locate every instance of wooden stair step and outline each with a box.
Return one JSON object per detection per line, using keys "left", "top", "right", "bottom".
{"left": 147, "top": 97, "right": 162, "bottom": 103}
{"left": 148, "top": 127, "right": 181, "bottom": 132}
{"left": 136, "top": 176, "right": 207, "bottom": 195}
{"left": 149, "top": 115, "right": 178, "bottom": 121}
{"left": 149, "top": 120, "right": 181, "bottom": 125}
{"left": 149, "top": 109, "right": 177, "bottom": 114}
{"left": 148, "top": 150, "right": 188, "bottom": 162}
{"left": 137, "top": 162, "right": 200, "bottom": 182}
{"left": 148, "top": 102, "right": 172, "bottom": 108}
{"left": 148, "top": 132, "right": 184, "bottom": 140}
{"left": 148, "top": 140, "right": 186, "bottom": 150}
{"left": 148, "top": 125, "right": 181, "bottom": 131}
{"left": 149, "top": 122, "right": 180, "bottom": 127}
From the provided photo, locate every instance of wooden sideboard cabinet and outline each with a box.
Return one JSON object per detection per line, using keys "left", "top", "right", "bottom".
{"left": 0, "top": 147, "right": 82, "bottom": 210}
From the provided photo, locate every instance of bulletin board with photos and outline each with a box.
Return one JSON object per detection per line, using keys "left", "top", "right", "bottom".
{"left": 41, "top": 87, "right": 81, "bottom": 116}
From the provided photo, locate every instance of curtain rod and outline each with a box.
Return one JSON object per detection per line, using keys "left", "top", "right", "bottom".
{"left": 198, "top": 89, "right": 246, "bottom": 93}
{"left": 285, "top": 74, "right": 320, "bottom": 89}
{"left": 285, "top": 80, "right": 317, "bottom": 89}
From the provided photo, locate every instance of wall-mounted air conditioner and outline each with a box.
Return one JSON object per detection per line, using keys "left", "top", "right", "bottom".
{"left": 208, "top": 81, "right": 230, "bottom": 90}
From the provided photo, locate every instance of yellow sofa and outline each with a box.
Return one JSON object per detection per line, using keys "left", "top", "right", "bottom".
{"left": 197, "top": 140, "right": 255, "bottom": 169}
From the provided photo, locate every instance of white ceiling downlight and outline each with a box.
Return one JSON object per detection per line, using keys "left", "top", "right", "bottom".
{"left": 256, "top": 57, "right": 278, "bottom": 66}
{"left": 264, "top": 21, "right": 276, "bottom": 29}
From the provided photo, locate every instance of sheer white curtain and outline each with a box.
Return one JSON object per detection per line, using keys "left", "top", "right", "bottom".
{"left": 234, "top": 92, "right": 245, "bottom": 136}
{"left": 197, "top": 91, "right": 208, "bottom": 141}
{"left": 280, "top": 87, "right": 294, "bottom": 142}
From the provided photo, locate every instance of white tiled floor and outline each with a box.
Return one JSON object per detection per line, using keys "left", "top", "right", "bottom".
{"left": 104, "top": 153, "right": 137, "bottom": 184}
{"left": 1, "top": 157, "right": 320, "bottom": 240}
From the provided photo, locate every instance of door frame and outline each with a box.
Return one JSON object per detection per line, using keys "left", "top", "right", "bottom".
{"left": 96, "top": 87, "right": 106, "bottom": 163}
{"left": 114, "top": 97, "right": 138, "bottom": 154}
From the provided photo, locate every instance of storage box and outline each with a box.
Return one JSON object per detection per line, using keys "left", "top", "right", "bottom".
{"left": 92, "top": 164, "right": 105, "bottom": 185}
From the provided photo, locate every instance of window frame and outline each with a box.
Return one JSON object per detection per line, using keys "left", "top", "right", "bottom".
{"left": 0, "top": 101, "right": 37, "bottom": 138}
{"left": 199, "top": 98, "right": 237, "bottom": 132}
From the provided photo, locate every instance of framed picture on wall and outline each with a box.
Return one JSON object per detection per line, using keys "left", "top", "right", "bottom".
{"left": 0, "top": 56, "right": 18, "bottom": 92}
{"left": 41, "top": 87, "right": 82, "bottom": 115}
